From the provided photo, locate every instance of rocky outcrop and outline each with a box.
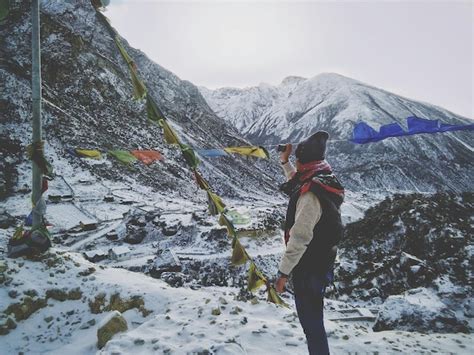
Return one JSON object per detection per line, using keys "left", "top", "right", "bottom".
{"left": 336, "top": 192, "right": 472, "bottom": 300}
{"left": 334, "top": 192, "right": 472, "bottom": 332}
{"left": 97, "top": 311, "right": 128, "bottom": 349}
{"left": 373, "top": 288, "right": 469, "bottom": 333}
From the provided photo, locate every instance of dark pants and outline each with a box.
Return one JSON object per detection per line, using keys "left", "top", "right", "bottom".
{"left": 293, "top": 271, "right": 332, "bottom": 355}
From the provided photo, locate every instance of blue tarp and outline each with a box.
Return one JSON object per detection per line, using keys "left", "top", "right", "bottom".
{"left": 197, "top": 149, "right": 228, "bottom": 157}
{"left": 351, "top": 117, "right": 473, "bottom": 144}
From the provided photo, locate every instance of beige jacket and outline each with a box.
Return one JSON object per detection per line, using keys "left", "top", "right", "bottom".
{"left": 278, "top": 161, "right": 322, "bottom": 276}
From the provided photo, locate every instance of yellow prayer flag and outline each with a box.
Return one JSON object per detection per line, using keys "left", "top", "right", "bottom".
{"left": 267, "top": 286, "right": 289, "bottom": 308}
{"left": 219, "top": 213, "right": 236, "bottom": 237}
{"left": 224, "top": 146, "right": 269, "bottom": 159}
{"left": 194, "top": 170, "right": 210, "bottom": 191}
{"left": 161, "top": 120, "right": 180, "bottom": 145}
{"left": 75, "top": 149, "right": 102, "bottom": 159}
{"left": 247, "top": 262, "right": 266, "bottom": 292}
{"left": 231, "top": 236, "right": 249, "bottom": 266}
{"left": 206, "top": 191, "right": 226, "bottom": 215}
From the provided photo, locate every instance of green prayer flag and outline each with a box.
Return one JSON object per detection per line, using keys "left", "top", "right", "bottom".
{"left": 219, "top": 213, "right": 236, "bottom": 237}
{"left": 108, "top": 150, "right": 137, "bottom": 165}
{"left": 113, "top": 36, "right": 146, "bottom": 100}
{"left": 267, "top": 286, "right": 289, "bottom": 308}
{"left": 231, "top": 236, "right": 249, "bottom": 265}
{"left": 0, "top": 0, "right": 9, "bottom": 21}
{"left": 114, "top": 36, "right": 134, "bottom": 65}
{"left": 247, "top": 262, "right": 266, "bottom": 292}
{"left": 130, "top": 66, "right": 147, "bottom": 100}
{"left": 179, "top": 143, "right": 200, "bottom": 169}
{"left": 146, "top": 95, "right": 166, "bottom": 123}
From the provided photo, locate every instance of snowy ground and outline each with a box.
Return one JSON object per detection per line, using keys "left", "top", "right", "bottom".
{"left": 0, "top": 250, "right": 472, "bottom": 355}
{"left": 1, "top": 156, "right": 472, "bottom": 354}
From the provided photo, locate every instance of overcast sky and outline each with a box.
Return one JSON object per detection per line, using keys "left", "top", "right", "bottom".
{"left": 106, "top": 0, "right": 473, "bottom": 118}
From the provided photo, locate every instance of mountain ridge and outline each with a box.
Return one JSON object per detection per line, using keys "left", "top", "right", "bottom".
{"left": 0, "top": 0, "right": 281, "bottom": 203}
{"left": 202, "top": 72, "right": 471, "bottom": 123}
{"left": 200, "top": 72, "right": 473, "bottom": 193}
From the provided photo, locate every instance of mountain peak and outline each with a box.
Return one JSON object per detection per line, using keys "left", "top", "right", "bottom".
{"left": 310, "top": 72, "right": 358, "bottom": 85}
{"left": 280, "top": 76, "right": 306, "bottom": 86}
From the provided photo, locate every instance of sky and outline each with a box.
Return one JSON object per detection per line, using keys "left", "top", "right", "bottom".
{"left": 106, "top": 0, "right": 473, "bottom": 118}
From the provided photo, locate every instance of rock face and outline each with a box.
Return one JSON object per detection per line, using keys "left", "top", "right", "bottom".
{"left": 0, "top": 0, "right": 280, "bottom": 204}
{"left": 97, "top": 310, "right": 128, "bottom": 349}
{"left": 337, "top": 192, "right": 472, "bottom": 300}
{"left": 335, "top": 192, "right": 472, "bottom": 332}
{"left": 373, "top": 288, "right": 469, "bottom": 333}
{"left": 201, "top": 74, "right": 474, "bottom": 193}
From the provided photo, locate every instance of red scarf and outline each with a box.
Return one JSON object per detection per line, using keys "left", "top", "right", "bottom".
{"left": 288, "top": 160, "right": 332, "bottom": 180}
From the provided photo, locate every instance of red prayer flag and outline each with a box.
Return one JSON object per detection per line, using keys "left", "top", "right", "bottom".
{"left": 131, "top": 150, "right": 163, "bottom": 165}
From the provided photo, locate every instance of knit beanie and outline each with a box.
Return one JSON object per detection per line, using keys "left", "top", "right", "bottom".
{"left": 295, "top": 131, "right": 329, "bottom": 163}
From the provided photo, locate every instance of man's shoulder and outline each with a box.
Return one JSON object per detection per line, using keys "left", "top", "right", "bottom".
{"left": 297, "top": 187, "right": 321, "bottom": 206}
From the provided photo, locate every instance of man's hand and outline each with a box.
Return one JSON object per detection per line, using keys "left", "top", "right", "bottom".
{"left": 275, "top": 275, "right": 288, "bottom": 293}
{"left": 280, "top": 144, "right": 292, "bottom": 163}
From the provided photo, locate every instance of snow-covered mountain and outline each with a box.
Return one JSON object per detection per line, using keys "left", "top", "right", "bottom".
{"left": 0, "top": 0, "right": 279, "bottom": 204}
{"left": 201, "top": 74, "right": 474, "bottom": 193}
{"left": 1, "top": 1, "right": 473, "bottom": 353}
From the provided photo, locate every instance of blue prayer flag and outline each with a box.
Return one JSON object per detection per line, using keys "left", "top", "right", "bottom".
{"left": 351, "top": 117, "right": 473, "bottom": 145}
{"left": 197, "top": 149, "right": 228, "bottom": 157}
{"left": 378, "top": 123, "right": 406, "bottom": 138}
{"left": 350, "top": 122, "right": 382, "bottom": 144}
{"left": 406, "top": 117, "right": 439, "bottom": 134}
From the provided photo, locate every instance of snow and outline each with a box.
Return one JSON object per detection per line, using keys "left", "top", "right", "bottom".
{"left": 0, "top": 242, "right": 474, "bottom": 354}
{"left": 1, "top": 2, "right": 471, "bottom": 354}
{"left": 3, "top": 249, "right": 471, "bottom": 355}
{"left": 1, "top": 163, "right": 471, "bottom": 354}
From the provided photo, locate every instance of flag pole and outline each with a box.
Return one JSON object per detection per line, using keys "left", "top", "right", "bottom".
{"left": 31, "top": 0, "right": 43, "bottom": 228}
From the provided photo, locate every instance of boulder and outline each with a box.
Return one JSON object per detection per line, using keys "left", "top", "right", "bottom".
{"left": 0, "top": 260, "right": 7, "bottom": 273}
{"left": 0, "top": 211, "right": 16, "bottom": 229}
{"left": 97, "top": 311, "right": 128, "bottom": 349}
{"left": 124, "top": 224, "right": 145, "bottom": 244}
{"left": 162, "top": 224, "right": 179, "bottom": 236}
{"left": 160, "top": 271, "right": 187, "bottom": 287}
{"left": 373, "top": 288, "right": 469, "bottom": 333}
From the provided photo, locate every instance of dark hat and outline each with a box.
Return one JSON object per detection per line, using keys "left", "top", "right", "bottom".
{"left": 295, "top": 131, "right": 329, "bottom": 163}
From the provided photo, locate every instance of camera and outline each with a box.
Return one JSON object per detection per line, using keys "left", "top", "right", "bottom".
{"left": 277, "top": 144, "right": 286, "bottom": 152}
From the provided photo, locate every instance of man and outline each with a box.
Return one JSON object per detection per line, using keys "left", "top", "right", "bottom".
{"left": 274, "top": 131, "right": 344, "bottom": 355}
